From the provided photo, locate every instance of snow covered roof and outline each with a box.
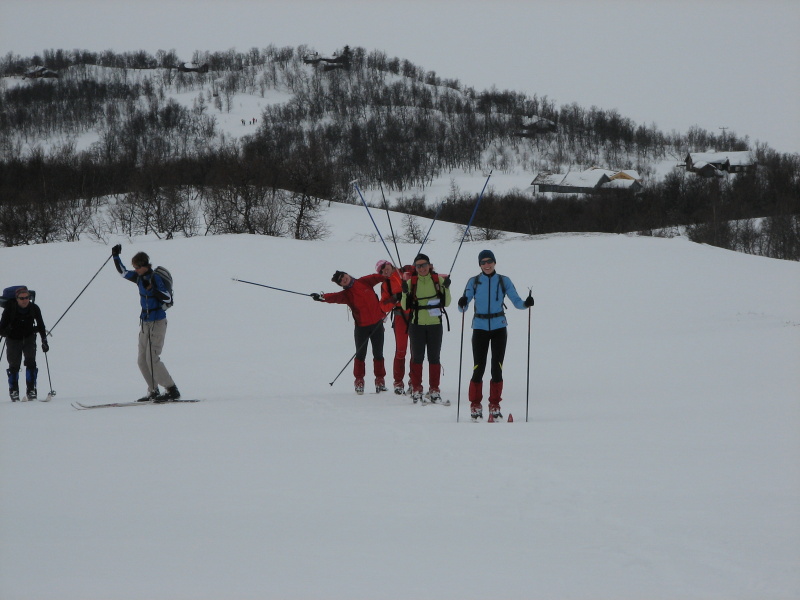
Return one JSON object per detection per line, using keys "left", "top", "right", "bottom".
{"left": 531, "top": 167, "right": 641, "bottom": 192}
{"left": 687, "top": 151, "right": 754, "bottom": 167}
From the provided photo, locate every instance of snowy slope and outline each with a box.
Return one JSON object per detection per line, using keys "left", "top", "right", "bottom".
{"left": 1, "top": 203, "right": 799, "bottom": 599}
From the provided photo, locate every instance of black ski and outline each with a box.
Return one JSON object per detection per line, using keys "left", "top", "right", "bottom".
{"left": 71, "top": 399, "right": 200, "bottom": 410}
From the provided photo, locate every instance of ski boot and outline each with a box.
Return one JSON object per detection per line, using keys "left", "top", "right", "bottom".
{"left": 137, "top": 389, "right": 159, "bottom": 403}
{"left": 411, "top": 389, "right": 423, "bottom": 404}
{"left": 489, "top": 403, "right": 503, "bottom": 421}
{"left": 25, "top": 367, "right": 38, "bottom": 401}
{"left": 393, "top": 382, "right": 405, "bottom": 395}
{"left": 7, "top": 369, "right": 20, "bottom": 402}
{"left": 470, "top": 403, "right": 483, "bottom": 421}
{"left": 375, "top": 377, "right": 387, "bottom": 394}
{"left": 426, "top": 388, "right": 442, "bottom": 404}
{"left": 354, "top": 378, "right": 365, "bottom": 395}
{"left": 155, "top": 385, "right": 181, "bottom": 403}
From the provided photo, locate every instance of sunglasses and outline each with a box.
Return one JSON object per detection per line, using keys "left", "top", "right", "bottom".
{"left": 480, "top": 259, "right": 495, "bottom": 265}
{"left": 17, "top": 295, "right": 31, "bottom": 300}
{"left": 414, "top": 262, "right": 430, "bottom": 268}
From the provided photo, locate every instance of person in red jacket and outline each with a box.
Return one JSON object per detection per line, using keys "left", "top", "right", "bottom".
{"left": 376, "top": 259, "right": 413, "bottom": 395}
{"left": 312, "top": 270, "right": 387, "bottom": 395}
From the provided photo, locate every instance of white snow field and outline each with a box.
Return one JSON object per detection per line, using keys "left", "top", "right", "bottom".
{"left": 1, "top": 202, "right": 799, "bottom": 599}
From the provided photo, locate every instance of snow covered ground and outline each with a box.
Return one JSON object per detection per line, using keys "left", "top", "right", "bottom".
{"left": 1, "top": 203, "right": 799, "bottom": 599}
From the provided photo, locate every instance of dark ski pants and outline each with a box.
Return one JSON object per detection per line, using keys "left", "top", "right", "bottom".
{"left": 353, "top": 321, "right": 386, "bottom": 384}
{"left": 471, "top": 327, "right": 507, "bottom": 383}
{"left": 6, "top": 335, "right": 37, "bottom": 372}
{"left": 354, "top": 321, "right": 385, "bottom": 363}
{"left": 408, "top": 323, "right": 443, "bottom": 392}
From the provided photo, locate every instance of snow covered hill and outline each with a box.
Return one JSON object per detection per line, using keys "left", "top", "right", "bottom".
{"left": 1, "top": 205, "right": 799, "bottom": 599}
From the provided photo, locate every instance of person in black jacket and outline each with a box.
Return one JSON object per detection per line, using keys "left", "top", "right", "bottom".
{"left": 0, "top": 286, "right": 48, "bottom": 401}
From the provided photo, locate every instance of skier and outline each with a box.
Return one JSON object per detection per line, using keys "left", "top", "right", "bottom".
{"left": 0, "top": 286, "right": 48, "bottom": 401}
{"left": 457, "top": 249, "right": 533, "bottom": 421}
{"left": 111, "top": 245, "right": 180, "bottom": 402}
{"left": 401, "top": 253, "right": 451, "bottom": 403}
{"left": 312, "top": 270, "right": 387, "bottom": 394}
{"left": 376, "top": 259, "right": 413, "bottom": 395}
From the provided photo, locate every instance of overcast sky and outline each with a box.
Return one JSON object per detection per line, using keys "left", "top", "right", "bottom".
{"left": 2, "top": 0, "right": 798, "bottom": 154}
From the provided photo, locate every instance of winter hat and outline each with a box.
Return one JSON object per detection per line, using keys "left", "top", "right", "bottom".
{"left": 478, "top": 249, "right": 496, "bottom": 264}
{"left": 331, "top": 270, "right": 346, "bottom": 285}
{"left": 15, "top": 286, "right": 29, "bottom": 297}
{"left": 413, "top": 253, "right": 430, "bottom": 265}
{"left": 375, "top": 259, "right": 392, "bottom": 274}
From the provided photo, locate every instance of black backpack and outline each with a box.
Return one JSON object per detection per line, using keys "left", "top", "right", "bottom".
{"left": 153, "top": 267, "right": 173, "bottom": 310}
{"left": 1, "top": 286, "right": 36, "bottom": 309}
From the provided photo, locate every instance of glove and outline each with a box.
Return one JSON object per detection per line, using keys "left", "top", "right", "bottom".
{"left": 401, "top": 280, "right": 409, "bottom": 295}
{"left": 41, "top": 339, "right": 49, "bottom": 353}
{"left": 524, "top": 293, "right": 534, "bottom": 308}
{"left": 393, "top": 292, "right": 402, "bottom": 303}
{"left": 111, "top": 244, "right": 122, "bottom": 256}
{"left": 311, "top": 293, "right": 324, "bottom": 302}
{"left": 442, "top": 276, "right": 451, "bottom": 289}
{"left": 458, "top": 296, "right": 468, "bottom": 308}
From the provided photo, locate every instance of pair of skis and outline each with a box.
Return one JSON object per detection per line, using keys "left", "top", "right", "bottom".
{"left": 71, "top": 399, "right": 200, "bottom": 410}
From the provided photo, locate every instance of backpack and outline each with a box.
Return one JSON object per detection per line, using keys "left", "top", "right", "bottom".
{"left": 153, "top": 267, "right": 174, "bottom": 310}
{"left": 1, "top": 286, "right": 36, "bottom": 309}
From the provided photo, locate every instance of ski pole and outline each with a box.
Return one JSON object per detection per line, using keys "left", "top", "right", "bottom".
{"left": 232, "top": 278, "right": 314, "bottom": 297}
{"left": 329, "top": 317, "right": 387, "bottom": 387}
{"left": 448, "top": 170, "right": 493, "bottom": 275}
{"left": 48, "top": 254, "right": 113, "bottom": 334}
{"left": 418, "top": 199, "right": 445, "bottom": 257}
{"left": 456, "top": 310, "right": 465, "bottom": 423}
{"left": 380, "top": 181, "right": 403, "bottom": 266}
{"left": 353, "top": 181, "right": 395, "bottom": 264}
{"left": 526, "top": 289, "right": 532, "bottom": 423}
{"left": 0, "top": 339, "right": 5, "bottom": 363}
{"left": 43, "top": 350, "right": 56, "bottom": 401}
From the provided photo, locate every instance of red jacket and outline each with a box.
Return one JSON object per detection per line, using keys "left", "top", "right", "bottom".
{"left": 379, "top": 270, "right": 409, "bottom": 314}
{"left": 323, "top": 273, "right": 386, "bottom": 327}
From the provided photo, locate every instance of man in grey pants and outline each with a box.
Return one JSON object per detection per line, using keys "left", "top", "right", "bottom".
{"left": 112, "top": 245, "right": 180, "bottom": 402}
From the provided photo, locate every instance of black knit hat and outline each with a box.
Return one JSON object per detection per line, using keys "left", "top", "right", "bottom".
{"left": 478, "top": 249, "right": 496, "bottom": 264}
{"left": 331, "top": 270, "right": 346, "bottom": 285}
{"left": 413, "top": 253, "right": 430, "bottom": 265}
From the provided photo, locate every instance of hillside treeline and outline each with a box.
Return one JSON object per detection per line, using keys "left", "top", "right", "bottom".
{"left": 0, "top": 46, "right": 798, "bottom": 259}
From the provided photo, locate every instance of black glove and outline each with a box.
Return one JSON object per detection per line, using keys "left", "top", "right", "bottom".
{"left": 311, "top": 293, "right": 324, "bottom": 302}
{"left": 524, "top": 293, "right": 534, "bottom": 308}
{"left": 442, "top": 276, "right": 451, "bottom": 289}
{"left": 41, "top": 339, "right": 49, "bottom": 353}
{"left": 458, "top": 296, "right": 468, "bottom": 308}
{"left": 111, "top": 244, "right": 122, "bottom": 257}
{"left": 393, "top": 292, "right": 402, "bottom": 303}
{"left": 401, "top": 281, "right": 409, "bottom": 295}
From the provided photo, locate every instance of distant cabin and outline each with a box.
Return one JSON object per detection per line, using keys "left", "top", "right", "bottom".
{"left": 303, "top": 51, "right": 350, "bottom": 71}
{"left": 514, "top": 115, "right": 557, "bottom": 137}
{"left": 23, "top": 66, "right": 59, "bottom": 79}
{"left": 684, "top": 151, "right": 756, "bottom": 177}
{"left": 176, "top": 62, "right": 209, "bottom": 74}
{"left": 531, "top": 167, "right": 642, "bottom": 194}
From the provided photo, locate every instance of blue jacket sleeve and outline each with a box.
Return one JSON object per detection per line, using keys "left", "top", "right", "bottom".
{"left": 502, "top": 276, "right": 528, "bottom": 310}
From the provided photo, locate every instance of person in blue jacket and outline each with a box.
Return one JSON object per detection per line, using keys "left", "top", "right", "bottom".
{"left": 112, "top": 245, "right": 180, "bottom": 402}
{"left": 457, "top": 249, "right": 533, "bottom": 421}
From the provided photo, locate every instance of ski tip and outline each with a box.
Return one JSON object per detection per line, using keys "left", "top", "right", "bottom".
{"left": 488, "top": 413, "right": 495, "bottom": 423}
{"left": 507, "top": 413, "right": 513, "bottom": 422}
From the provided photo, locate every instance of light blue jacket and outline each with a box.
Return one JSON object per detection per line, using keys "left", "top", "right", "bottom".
{"left": 459, "top": 272, "right": 527, "bottom": 331}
